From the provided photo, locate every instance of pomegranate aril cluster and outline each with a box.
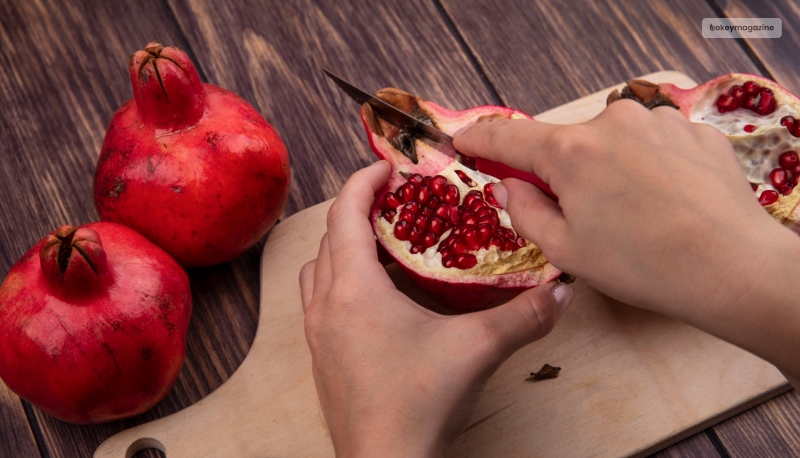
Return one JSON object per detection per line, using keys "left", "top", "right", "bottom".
{"left": 758, "top": 151, "right": 800, "bottom": 205}
{"left": 781, "top": 116, "right": 800, "bottom": 137}
{"left": 716, "top": 81, "right": 776, "bottom": 116}
{"left": 380, "top": 173, "right": 525, "bottom": 270}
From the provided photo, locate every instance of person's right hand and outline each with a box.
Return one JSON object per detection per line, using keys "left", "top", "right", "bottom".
{"left": 454, "top": 100, "right": 800, "bottom": 380}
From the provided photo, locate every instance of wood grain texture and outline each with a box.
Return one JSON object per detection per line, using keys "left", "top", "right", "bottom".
{"left": 713, "top": 0, "right": 800, "bottom": 94}
{"left": 438, "top": 0, "right": 761, "bottom": 115}
{"left": 0, "top": 1, "right": 256, "bottom": 457}
{"left": 166, "top": 0, "right": 500, "bottom": 215}
{"left": 0, "top": 381, "right": 40, "bottom": 458}
{"left": 713, "top": 390, "right": 800, "bottom": 457}
{"left": 649, "top": 431, "right": 720, "bottom": 458}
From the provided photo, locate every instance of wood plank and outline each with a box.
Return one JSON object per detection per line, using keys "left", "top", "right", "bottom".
{"left": 166, "top": 0, "right": 500, "bottom": 215}
{"left": 713, "top": 390, "right": 800, "bottom": 457}
{"left": 438, "top": 0, "right": 760, "bottom": 115}
{"left": 0, "top": 1, "right": 251, "bottom": 457}
{"left": 648, "top": 431, "right": 720, "bottom": 458}
{"left": 0, "top": 380, "right": 40, "bottom": 458}
{"left": 713, "top": 0, "right": 800, "bottom": 94}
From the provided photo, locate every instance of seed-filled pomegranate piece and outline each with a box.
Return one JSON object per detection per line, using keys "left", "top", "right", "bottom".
{"left": 611, "top": 73, "right": 800, "bottom": 223}
{"left": 363, "top": 88, "right": 562, "bottom": 311}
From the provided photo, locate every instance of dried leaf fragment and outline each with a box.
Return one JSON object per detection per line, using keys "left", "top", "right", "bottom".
{"left": 527, "top": 363, "right": 561, "bottom": 381}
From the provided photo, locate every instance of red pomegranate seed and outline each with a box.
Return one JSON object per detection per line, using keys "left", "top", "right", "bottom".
{"left": 781, "top": 183, "right": 795, "bottom": 196}
{"left": 729, "top": 85, "right": 744, "bottom": 100}
{"left": 403, "top": 201, "right": 420, "bottom": 215}
{"left": 476, "top": 207, "right": 495, "bottom": 219}
{"left": 442, "top": 255, "right": 456, "bottom": 268}
{"left": 716, "top": 94, "right": 738, "bottom": 113}
{"left": 489, "top": 236, "right": 503, "bottom": 247}
{"left": 501, "top": 240, "right": 515, "bottom": 251}
{"left": 382, "top": 210, "right": 396, "bottom": 223}
{"left": 755, "top": 89, "right": 776, "bottom": 115}
{"left": 383, "top": 192, "right": 402, "bottom": 210}
{"left": 409, "top": 226, "right": 423, "bottom": 244}
{"left": 759, "top": 190, "right": 779, "bottom": 206}
{"left": 484, "top": 182, "right": 494, "bottom": 196}
{"left": 791, "top": 163, "right": 800, "bottom": 177}
{"left": 486, "top": 195, "right": 500, "bottom": 207}
{"left": 743, "top": 124, "right": 756, "bottom": 133}
{"left": 417, "top": 185, "right": 432, "bottom": 205}
{"left": 429, "top": 216, "right": 445, "bottom": 235}
{"left": 478, "top": 224, "right": 494, "bottom": 243}
{"left": 478, "top": 215, "right": 499, "bottom": 227}
{"left": 459, "top": 154, "right": 477, "bottom": 170}
{"left": 415, "top": 214, "right": 429, "bottom": 231}
{"left": 398, "top": 211, "right": 414, "bottom": 223}
{"left": 410, "top": 245, "right": 423, "bottom": 254}
{"left": 514, "top": 236, "right": 526, "bottom": 249}
{"left": 452, "top": 227, "right": 463, "bottom": 237}
{"left": 443, "top": 184, "right": 460, "bottom": 206}
{"left": 422, "top": 232, "right": 437, "bottom": 248}
{"left": 455, "top": 254, "right": 478, "bottom": 269}
{"left": 394, "top": 220, "right": 411, "bottom": 240}
{"left": 399, "top": 182, "right": 416, "bottom": 203}
{"left": 421, "top": 207, "right": 434, "bottom": 219}
{"left": 783, "top": 117, "right": 800, "bottom": 137}
{"left": 455, "top": 170, "right": 476, "bottom": 187}
{"left": 430, "top": 175, "right": 447, "bottom": 197}
{"left": 770, "top": 168, "right": 788, "bottom": 188}
{"left": 408, "top": 174, "right": 424, "bottom": 186}
{"left": 426, "top": 196, "right": 440, "bottom": 210}
{"left": 462, "top": 214, "right": 478, "bottom": 226}
{"left": 499, "top": 227, "right": 516, "bottom": 240}
{"left": 448, "top": 207, "right": 460, "bottom": 225}
{"left": 462, "top": 227, "right": 481, "bottom": 250}
{"left": 453, "top": 240, "right": 469, "bottom": 254}
{"left": 469, "top": 198, "right": 487, "bottom": 212}
{"left": 743, "top": 81, "right": 759, "bottom": 96}
{"left": 779, "top": 151, "right": 799, "bottom": 170}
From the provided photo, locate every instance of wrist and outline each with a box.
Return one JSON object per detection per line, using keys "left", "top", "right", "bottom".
{"left": 335, "top": 407, "right": 445, "bottom": 458}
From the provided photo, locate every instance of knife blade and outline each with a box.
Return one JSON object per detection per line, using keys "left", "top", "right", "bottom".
{"left": 324, "top": 69, "right": 558, "bottom": 201}
{"left": 323, "top": 69, "right": 453, "bottom": 144}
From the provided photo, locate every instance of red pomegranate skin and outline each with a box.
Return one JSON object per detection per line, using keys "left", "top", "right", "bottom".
{"left": 94, "top": 42, "right": 290, "bottom": 268}
{"left": 0, "top": 222, "right": 192, "bottom": 424}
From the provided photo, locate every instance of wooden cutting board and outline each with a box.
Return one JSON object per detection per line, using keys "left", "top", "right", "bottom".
{"left": 94, "top": 71, "right": 790, "bottom": 458}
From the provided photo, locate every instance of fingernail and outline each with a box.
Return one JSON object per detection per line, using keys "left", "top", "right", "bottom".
{"left": 551, "top": 283, "right": 573, "bottom": 313}
{"left": 493, "top": 182, "right": 508, "bottom": 209}
{"left": 453, "top": 126, "right": 469, "bottom": 138}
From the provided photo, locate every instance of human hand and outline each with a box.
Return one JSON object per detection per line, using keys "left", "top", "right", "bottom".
{"left": 299, "top": 161, "right": 572, "bottom": 457}
{"left": 454, "top": 100, "right": 800, "bottom": 379}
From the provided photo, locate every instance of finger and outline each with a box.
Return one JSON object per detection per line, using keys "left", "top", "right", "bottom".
{"left": 299, "top": 260, "right": 316, "bottom": 313}
{"left": 314, "top": 233, "right": 333, "bottom": 298}
{"left": 453, "top": 119, "right": 568, "bottom": 182}
{"left": 326, "top": 160, "right": 392, "bottom": 277}
{"left": 468, "top": 282, "right": 573, "bottom": 360}
{"left": 500, "top": 178, "right": 567, "bottom": 253}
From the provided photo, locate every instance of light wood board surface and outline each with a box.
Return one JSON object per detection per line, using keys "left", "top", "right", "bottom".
{"left": 94, "top": 71, "right": 789, "bottom": 458}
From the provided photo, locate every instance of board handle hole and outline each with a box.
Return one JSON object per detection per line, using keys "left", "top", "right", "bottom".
{"left": 127, "top": 438, "right": 166, "bottom": 458}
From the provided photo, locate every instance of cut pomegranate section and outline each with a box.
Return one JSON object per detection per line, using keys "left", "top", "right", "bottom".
{"left": 610, "top": 73, "right": 800, "bottom": 227}
{"left": 361, "top": 88, "right": 562, "bottom": 311}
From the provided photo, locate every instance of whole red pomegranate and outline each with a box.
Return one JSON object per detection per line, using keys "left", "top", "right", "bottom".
{"left": 94, "top": 42, "right": 291, "bottom": 267}
{"left": 610, "top": 74, "right": 800, "bottom": 225}
{"left": 361, "top": 89, "right": 563, "bottom": 311}
{"left": 0, "top": 223, "right": 192, "bottom": 424}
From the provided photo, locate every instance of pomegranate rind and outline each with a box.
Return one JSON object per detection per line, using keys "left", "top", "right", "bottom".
{"left": 628, "top": 74, "right": 800, "bottom": 231}
{"left": 0, "top": 222, "right": 192, "bottom": 424}
{"left": 362, "top": 88, "right": 562, "bottom": 311}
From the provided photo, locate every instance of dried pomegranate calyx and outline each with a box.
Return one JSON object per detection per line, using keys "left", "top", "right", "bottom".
{"left": 40, "top": 225, "right": 107, "bottom": 288}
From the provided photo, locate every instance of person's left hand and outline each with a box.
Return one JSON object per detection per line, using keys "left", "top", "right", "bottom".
{"left": 299, "top": 160, "right": 573, "bottom": 458}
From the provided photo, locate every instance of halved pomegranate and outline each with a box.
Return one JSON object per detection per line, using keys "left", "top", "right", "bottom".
{"left": 361, "top": 89, "right": 562, "bottom": 311}
{"left": 609, "top": 74, "right": 800, "bottom": 228}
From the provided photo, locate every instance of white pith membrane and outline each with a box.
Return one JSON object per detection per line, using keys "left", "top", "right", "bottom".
{"left": 686, "top": 77, "right": 800, "bottom": 220}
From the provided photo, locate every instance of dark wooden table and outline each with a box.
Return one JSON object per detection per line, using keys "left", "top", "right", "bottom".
{"left": 1, "top": 1, "right": 799, "bottom": 456}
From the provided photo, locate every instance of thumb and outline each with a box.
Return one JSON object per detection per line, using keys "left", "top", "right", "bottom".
{"left": 470, "top": 282, "right": 573, "bottom": 360}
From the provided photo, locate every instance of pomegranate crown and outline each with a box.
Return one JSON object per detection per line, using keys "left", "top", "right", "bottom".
{"left": 39, "top": 225, "right": 108, "bottom": 291}
{"left": 129, "top": 41, "right": 205, "bottom": 128}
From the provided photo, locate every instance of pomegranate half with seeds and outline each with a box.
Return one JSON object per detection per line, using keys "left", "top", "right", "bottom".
{"left": 610, "top": 74, "right": 800, "bottom": 228}
{"left": 361, "top": 89, "right": 562, "bottom": 311}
